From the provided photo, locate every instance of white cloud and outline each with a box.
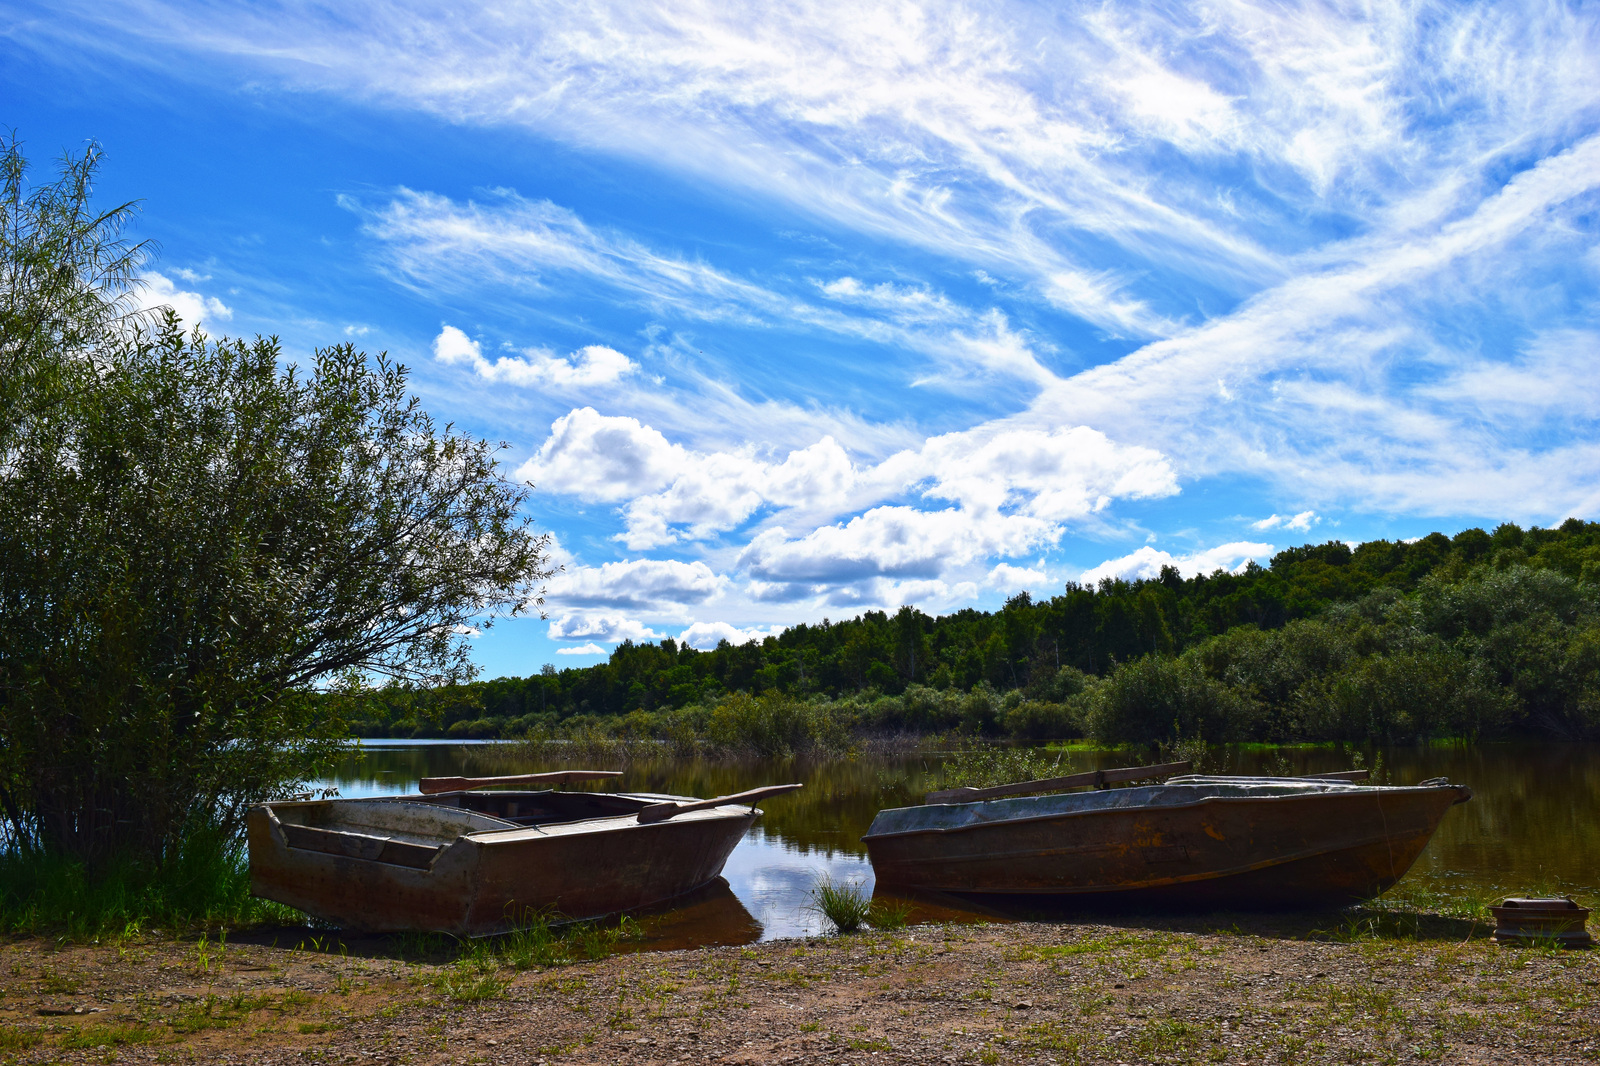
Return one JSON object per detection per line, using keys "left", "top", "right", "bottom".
{"left": 523, "top": 407, "right": 1177, "bottom": 553}
{"left": 517, "top": 407, "right": 685, "bottom": 501}
{"left": 554, "top": 642, "right": 608, "bottom": 656}
{"left": 360, "top": 189, "right": 1060, "bottom": 387}
{"left": 737, "top": 507, "right": 1054, "bottom": 586}
{"left": 1423, "top": 330, "right": 1600, "bottom": 421}
{"left": 921, "top": 424, "right": 1177, "bottom": 521}
{"left": 987, "top": 563, "right": 1048, "bottom": 590}
{"left": 1251, "top": 511, "right": 1318, "bottom": 533}
{"left": 677, "top": 621, "right": 785, "bottom": 650}
{"left": 1079, "top": 542, "right": 1275, "bottom": 585}
{"left": 136, "top": 271, "right": 232, "bottom": 329}
{"left": 38, "top": 0, "right": 1600, "bottom": 596}
{"left": 545, "top": 559, "right": 722, "bottom": 611}
{"left": 546, "top": 614, "right": 662, "bottom": 643}
{"left": 433, "top": 325, "right": 636, "bottom": 388}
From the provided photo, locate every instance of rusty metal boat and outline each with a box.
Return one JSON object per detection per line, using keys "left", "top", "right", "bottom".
{"left": 864, "top": 765, "right": 1471, "bottom": 907}
{"left": 247, "top": 772, "right": 800, "bottom": 935}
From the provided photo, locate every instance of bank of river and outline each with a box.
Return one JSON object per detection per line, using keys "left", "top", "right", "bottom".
{"left": 316, "top": 741, "right": 1600, "bottom": 944}
{"left": 2, "top": 911, "right": 1595, "bottom": 1065}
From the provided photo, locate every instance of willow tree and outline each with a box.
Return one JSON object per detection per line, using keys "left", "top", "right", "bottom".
{"left": 0, "top": 140, "right": 552, "bottom": 867}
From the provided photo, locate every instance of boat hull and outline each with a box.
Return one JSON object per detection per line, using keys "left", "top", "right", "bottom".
{"left": 247, "top": 793, "right": 756, "bottom": 935}
{"left": 864, "top": 780, "right": 1471, "bottom": 908}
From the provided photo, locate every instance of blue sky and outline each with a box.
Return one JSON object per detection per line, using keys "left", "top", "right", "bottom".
{"left": 5, "top": 0, "right": 1599, "bottom": 678}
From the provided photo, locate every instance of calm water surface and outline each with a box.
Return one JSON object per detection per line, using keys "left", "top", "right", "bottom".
{"left": 313, "top": 742, "right": 1600, "bottom": 945}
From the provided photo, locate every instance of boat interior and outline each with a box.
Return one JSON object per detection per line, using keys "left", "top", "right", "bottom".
{"left": 263, "top": 790, "right": 665, "bottom": 870}
{"left": 415, "top": 788, "right": 658, "bottom": 827}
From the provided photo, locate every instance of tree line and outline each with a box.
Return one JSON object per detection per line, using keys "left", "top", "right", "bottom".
{"left": 349, "top": 519, "right": 1600, "bottom": 744}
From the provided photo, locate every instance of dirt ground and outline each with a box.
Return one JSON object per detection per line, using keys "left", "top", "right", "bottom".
{"left": 2, "top": 911, "right": 1596, "bottom": 1065}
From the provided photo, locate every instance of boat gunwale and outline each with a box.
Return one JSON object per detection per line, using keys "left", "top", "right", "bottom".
{"left": 462, "top": 803, "right": 764, "bottom": 845}
{"left": 860, "top": 782, "right": 1467, "bottom": 842}
{"left": 258, "top": 793, "right": 770, "bottom": 856}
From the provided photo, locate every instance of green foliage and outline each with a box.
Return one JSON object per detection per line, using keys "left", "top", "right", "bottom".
{"left": 0, "top": 139, "right": 553, "bottom": 868}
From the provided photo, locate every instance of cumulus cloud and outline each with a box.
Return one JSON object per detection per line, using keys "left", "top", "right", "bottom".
{"left": 921, "top": 424, "right": 1177, "bottom": 521}
{"left": 1251, "top": 511, "right": 1318, "bottom": 533}
{"left": 987, "top": 563, "right": 1048, "bottom": 591}
{"left": 433, "top": 325, "right": 636, "bottom": 388}
{"left": 136, "top": 271, "right": 232, "bottom": 329}
{"left": 677, "top": 621, "right": 785, "bottom": 650}
{"left": 738, "top": 508, "right": 1052, "bottom": 586}
{"left": 554, "top": 642, "right": 607, "bottom": 656}
{"left": 523, "top": 408, "right": 1177, "bottom": 553}
{"left": 1078, "top": 542, "right": 1275, "bottom": 585}
{"left": 545, "top": 559, "right": 722, "bottom": 610}
{"left": 517, "top": 407, "right": 686, "bottom": 501}
{"left": 546, "top": 614, "right": 662, "bottom": 642}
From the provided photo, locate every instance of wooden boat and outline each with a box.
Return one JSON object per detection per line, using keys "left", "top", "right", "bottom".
{"left": 247, "top": 774, "right": 800, "bottom": 935}
{"left": 864, "top": 765, "right": 1471, "bottom": 908}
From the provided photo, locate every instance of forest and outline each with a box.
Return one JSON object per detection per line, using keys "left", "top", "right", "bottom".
{"left": 342, "top": 519, "right": 1600, "bottom": 746}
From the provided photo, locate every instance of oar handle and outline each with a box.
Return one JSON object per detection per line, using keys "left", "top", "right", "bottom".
{"left": 636, "top": 784, "right": 803, "bottom": 824}
{"left": 418, "top": 770, "right": 621, "bottom": 795}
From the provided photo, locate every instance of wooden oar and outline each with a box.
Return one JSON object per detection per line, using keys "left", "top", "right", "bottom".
{"left": 418, "top": 770, "right": 621, "bottom": 795}
{"left": 1301, "top": 769, "right": 1369, "bottom": 782}
{"left": 924, "top": 760, "right": 1192, "bottom": 805}
{"left": 636, "top": 784, "right": 804, "bottom": 825}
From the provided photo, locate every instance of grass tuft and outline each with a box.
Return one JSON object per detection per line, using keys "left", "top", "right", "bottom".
{"left": 807, "top": 876, "right": 873, "bottom": 934}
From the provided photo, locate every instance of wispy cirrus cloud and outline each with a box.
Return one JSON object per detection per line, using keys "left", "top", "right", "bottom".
{"left": 352, "top": 187, "right": 1061, "bottom": 388}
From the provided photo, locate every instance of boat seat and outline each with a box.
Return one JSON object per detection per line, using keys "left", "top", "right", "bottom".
{"left": 280, "top": 823, "right": 441, "bottom": 869}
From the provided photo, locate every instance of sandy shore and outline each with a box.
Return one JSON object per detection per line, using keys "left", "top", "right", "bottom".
{"left": 2, "top": 911, "right": 1596, "bottom": 1065}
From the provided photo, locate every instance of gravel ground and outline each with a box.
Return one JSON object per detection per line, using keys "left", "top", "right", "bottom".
{"left": 2, "top": 911, "right": 1596, "bottom": 1065}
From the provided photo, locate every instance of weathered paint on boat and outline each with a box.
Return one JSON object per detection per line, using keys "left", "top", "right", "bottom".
{"left": 863, "top": 775, "right": 1473, "bottom": 907}
{"left": 247, "top": 789, "right": 759, "bottom": 934}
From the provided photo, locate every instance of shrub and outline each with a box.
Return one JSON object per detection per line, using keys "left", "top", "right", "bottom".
{"left": 1086, "top": 654, "right": 1260, "bottom": 744}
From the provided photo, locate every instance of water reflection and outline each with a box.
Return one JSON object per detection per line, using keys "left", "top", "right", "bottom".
{"left": 313, "top": 741, "right": 1600, "bottom": 943}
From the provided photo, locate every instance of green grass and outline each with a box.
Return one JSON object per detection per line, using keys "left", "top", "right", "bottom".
{"left": 867, "top": 897, "right": 914, "bottom": 930}
{"left": 57, "top": 1024, "right": 161, "bottom": 1049}
{"left": 0, "top": 1026, "right": 45, "bottom": 1052}
{"left": 807, "top": 877, "right": 872, "bottom": 934}
{"left": 431, "top": 957, "right": 510, "bottom": 1003}
{"left": 0, "top": 832, "right": 304, "bottom": 939}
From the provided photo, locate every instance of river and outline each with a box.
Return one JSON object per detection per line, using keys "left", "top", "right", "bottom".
{"left": 312, "top": 741, "right": 1600, "bottom": 945}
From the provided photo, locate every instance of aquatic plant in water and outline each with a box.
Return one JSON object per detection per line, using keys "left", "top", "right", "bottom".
{"left": 807, "top": 877, "right": 872, "bottom": 934}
